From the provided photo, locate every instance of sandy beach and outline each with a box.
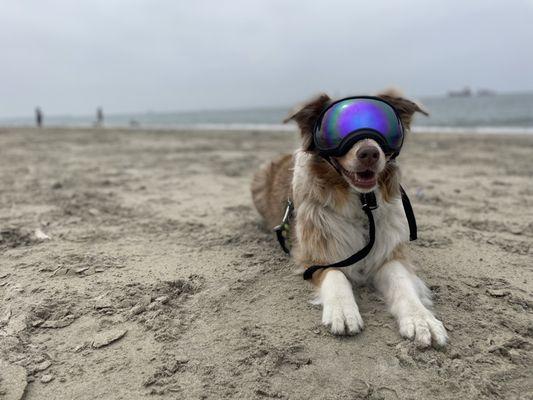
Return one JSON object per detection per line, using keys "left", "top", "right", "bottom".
{"left": 0, "top": 127, "right": 532, "bottom": 400}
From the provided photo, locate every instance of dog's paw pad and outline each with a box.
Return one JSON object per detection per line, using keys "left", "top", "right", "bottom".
{"left": 399, "top": 312, "right": 447, "bottom": 348}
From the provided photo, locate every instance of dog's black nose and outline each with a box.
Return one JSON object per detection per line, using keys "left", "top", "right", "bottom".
{"left": 357, "top": 146, "right": 380, "bottom": 164}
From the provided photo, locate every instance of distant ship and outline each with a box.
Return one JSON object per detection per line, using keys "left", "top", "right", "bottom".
{"left": 448, "top": 87, "right": 472, "bottom": 97}
{"left": 447, "top": 87, "right": 497, "bottom": 97}
{"left": 476, "top": 88, "right": 496, "bottom": 96}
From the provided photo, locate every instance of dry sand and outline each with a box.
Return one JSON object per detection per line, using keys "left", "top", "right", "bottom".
{"left": 0, "top": 127, "right": 532, "bottom": 400}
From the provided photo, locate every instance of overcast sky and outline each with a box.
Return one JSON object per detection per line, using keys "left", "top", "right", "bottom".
{"left": 1, "top": 0, "right": 532, "bottom": 118}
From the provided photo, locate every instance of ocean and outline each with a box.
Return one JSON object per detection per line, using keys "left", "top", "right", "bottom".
{"left": 2, "top": 92, "right": 533, "bottom": 134}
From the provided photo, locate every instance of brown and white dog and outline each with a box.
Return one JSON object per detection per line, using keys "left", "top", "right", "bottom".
{"left": 251, "top": 90, "right": 447, "bottom": 348}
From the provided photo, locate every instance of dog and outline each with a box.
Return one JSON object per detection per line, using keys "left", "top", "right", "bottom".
{"left": 251, "top": 90, "right": 447, "bottom": 348}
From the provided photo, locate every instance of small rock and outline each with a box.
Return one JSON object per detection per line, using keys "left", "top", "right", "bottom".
{"left": 88, "top": 208, "right": 100, "bottom": 216}
{"left": 75, "top": 267, "right": 89, "bottom": 274}
{"left": 130, "top": 304, "right": 146, "bottom": 316}
{"left": 41, "top": 374, "right": 54, "bottom": 383}
{"left": 486, "top": 289, "right": 509, "bottom": 298}
{"left": 34, "top": 228, "right": 50, "bottom": 240}
{"left": 94, "top": 297, "right": 113, "bottom": 310}
{"left": 34, "top": 360, "right": 52, "bottom": 372}
{"left": 313, "top": 329, "right": 320, "bottom": 334}
{"left": 73, "top": 343, "right": 88, "bottom": 353}
{"left": 155, "top": 295, "right": 169, "bottom": 304}
{"left": 51, "top": 182, "right": 63, "bottom": 189}
{"left": 242, "top": 253, "right": 254, "bottom": 258}
{"left": 92, "top": 329, "right": 127, "bottom": 348}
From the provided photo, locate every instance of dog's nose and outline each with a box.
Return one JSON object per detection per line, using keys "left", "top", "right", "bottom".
{"left": 357, "top": 146, "right": 380, "bottom": 165}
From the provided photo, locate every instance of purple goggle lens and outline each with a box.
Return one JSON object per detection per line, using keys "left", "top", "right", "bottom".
{"left": 313, "top": 97, "right": 404, "bottom": 157}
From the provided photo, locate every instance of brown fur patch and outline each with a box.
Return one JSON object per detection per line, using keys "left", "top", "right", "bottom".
{"left": 389, "top": 244, "right": 409, "bottom": 262}
{"left": 308, "top": 156, "right": 350, "bottom": 207}
{"left": 251, "top": 154, "right": 294, "bottom": 230}
{"left": 378, "top": 161, "right": 401, "bottom": 203}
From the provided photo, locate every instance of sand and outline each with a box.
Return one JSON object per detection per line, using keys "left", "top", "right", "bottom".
{"left": 0, "top": 127, "right": 532, "bottom": 400}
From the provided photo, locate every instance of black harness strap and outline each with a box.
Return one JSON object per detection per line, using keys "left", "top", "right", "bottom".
{"left": 272, "top": 184, "right": 417, "bottom": 281}
{"left": 400, "top": 185, "right": 417, "bottom": 241}
{"left": 302, "top": 192, "right": 377, "bottom": 280}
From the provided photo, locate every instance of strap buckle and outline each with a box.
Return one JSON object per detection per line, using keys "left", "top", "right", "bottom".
{"left": 273, "top": 199, "right": 294, "bottom": 254}
{"left": 360, "top": 192, "right": 378, "bottom": 210}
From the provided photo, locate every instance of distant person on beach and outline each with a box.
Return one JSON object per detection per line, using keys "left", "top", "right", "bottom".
{"left": 35, "top": 107, "right": 43, "bottom": 128}
{"left": 96, "top": 107, "right": 104, "bottom": 127}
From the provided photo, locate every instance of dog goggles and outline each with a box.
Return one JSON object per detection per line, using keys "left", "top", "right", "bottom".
{"left": 313, "top": 97, "right": 405, "bottom": 158}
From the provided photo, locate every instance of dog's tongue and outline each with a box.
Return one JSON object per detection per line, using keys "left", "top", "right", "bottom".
{"left": 356, "top": 170, "right": 375, "bottom": 181}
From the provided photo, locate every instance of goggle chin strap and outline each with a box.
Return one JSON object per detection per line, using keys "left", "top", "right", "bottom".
{"left": 301, "top": 154, "right": 417, "bottom": 281}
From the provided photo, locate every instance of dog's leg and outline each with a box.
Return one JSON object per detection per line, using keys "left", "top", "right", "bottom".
{"left": 374, "top": 260, "right": 447, "bottom": 347}
{"left": 314, "top": 269, "right": 364, "bottom": 335}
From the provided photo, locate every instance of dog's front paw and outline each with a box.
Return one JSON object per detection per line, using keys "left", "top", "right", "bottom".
{"left": 398, "top": 310, "right": 447, "bottom": 348}
{"left": 322, "top": 296, "right": 364, "bottom": 335}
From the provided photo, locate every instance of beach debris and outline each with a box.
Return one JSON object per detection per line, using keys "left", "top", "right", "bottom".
{"left": 92, "top": 328, "right": 127, "bottom": 349}
{"left": 40, "top": 314, "right": 76, "bottom": 329}
{"left": 34, "top": 228, "right": 50, "bottom": 241}
{"left": 0, "top": 359, "right": 27, "bottom": 399}
{"left": 40, "top": 374, "right": 54, "bottom": 384}
{"left": 75, "top": 267, "right": 89, "bottom": 274}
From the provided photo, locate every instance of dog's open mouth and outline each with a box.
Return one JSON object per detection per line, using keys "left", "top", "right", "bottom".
{"left": 338, "top": 165, "right": 377, "bottom": 190}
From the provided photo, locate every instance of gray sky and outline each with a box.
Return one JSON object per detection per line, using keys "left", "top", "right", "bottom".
{"left": 1, "top": 0, "right": 532, "bottom": 118}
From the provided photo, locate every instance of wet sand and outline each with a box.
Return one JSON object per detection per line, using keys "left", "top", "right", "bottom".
{"left": 0, "top": 127, "right": 532, "bottom": 399}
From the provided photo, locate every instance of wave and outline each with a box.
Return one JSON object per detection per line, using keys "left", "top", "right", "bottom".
{"left": 3, "top": 121, "right": 533, "bottom": 135}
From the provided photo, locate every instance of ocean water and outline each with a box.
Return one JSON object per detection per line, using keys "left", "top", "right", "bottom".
{"left": 2, "top": 92, "right": 533, "bottom": 133}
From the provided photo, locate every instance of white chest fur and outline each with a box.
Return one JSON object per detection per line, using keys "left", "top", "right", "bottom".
{"left": 292, "top": 151, "right": 410, "bottom": 283}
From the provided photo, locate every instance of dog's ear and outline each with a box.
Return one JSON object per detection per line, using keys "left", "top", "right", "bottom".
{"left": 284, "top": 93, "right": 331, "bottom": 151}
{"left": 377, "top": 89, "right": 428, "bottom": 130}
